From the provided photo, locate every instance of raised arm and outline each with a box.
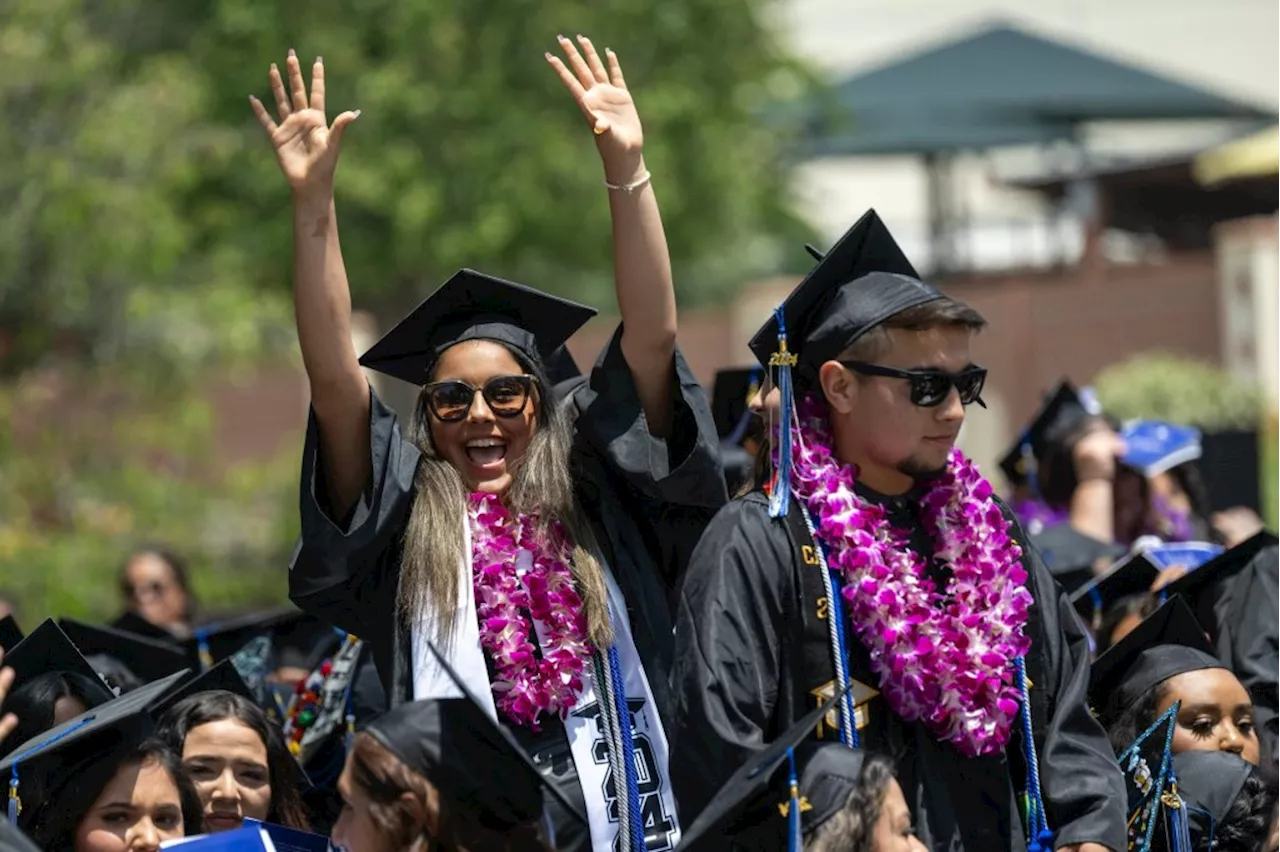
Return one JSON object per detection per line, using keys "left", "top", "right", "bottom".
{"left": 546, "top": 36, "right": 677, "bottom": 437}
{"left": 250, "top": 52, "right": 369, "bottom": 518}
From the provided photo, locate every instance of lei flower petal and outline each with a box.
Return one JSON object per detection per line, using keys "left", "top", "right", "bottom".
{"left": 784, "top": 397, "right": 1032, "bottom": 756}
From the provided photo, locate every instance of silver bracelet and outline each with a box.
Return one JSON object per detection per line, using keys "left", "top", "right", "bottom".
{"left": 605, "top": 170, "right": 652, "bottom": 194}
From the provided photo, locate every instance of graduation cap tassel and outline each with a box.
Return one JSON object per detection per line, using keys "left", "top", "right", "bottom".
{"left": 607, "top": 645, "right": 646, "bottom": 852}
{"left": 6, "top": 775, "right": 17, "bottom": 825}
{"left": 1015, "top": 657, "right": 1054, "bottom": 852}
{"left": 196, "top": 628, "right": 213, "bottom": 672}
{"left": 785, "top": 748, "right": 802, "bottom": 852}
{"left": 768, "top": 306, "right": 798, "bottom": 520}
{"left": 7, "top": 715, "right": 95, "bottom": 825}
{"left": 1165, "top": 780, "right": 1194, "bottom": 852}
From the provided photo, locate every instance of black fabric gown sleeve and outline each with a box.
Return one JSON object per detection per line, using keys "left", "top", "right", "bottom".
{"left": 288, "top": 386, "right": 421, "bottom": 681}
{"left": 1016, "top": 515, "right": 1127, "bottom": 851}
{"left": 668, "top": 496, "right": 792, "bottom": 822}
{"left": 1223, "top": 545, "right": 1279, "bottom": 756}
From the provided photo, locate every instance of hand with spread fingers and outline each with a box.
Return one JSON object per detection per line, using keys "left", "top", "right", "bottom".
{"left": 249, "top": 50, "right": 360, "bottom": 194}
{"left": 545, "top": 35, "right": 645, "bottom": 184}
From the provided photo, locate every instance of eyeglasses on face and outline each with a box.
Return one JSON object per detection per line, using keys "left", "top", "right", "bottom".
{"left": 422, "top": 375, "right": 537, "bottom": 422}
{"left": 840, "top": 361, "right": 988, "bottom": 408}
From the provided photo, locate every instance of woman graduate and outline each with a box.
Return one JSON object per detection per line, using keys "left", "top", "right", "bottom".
{"left": 250, "top": 36, "right": 725, "bottom": 852}
{"left": 669, "top": 211, "right": 1125, "bottom": 852}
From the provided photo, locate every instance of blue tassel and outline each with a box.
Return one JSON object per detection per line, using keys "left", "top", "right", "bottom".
{"left": 1016, "top": 657, "right": 1053, "bottom": 851}
{"left": 7, "top": 775, "right": 17, "bottom": 825}
{"left": 769, "top": 306, "right": 797, "bottom": 520}
{"left": 785, "top": 748, "right": 802, "bottom": 852}
{"left": 196, "top": 628, "right": 213, "bottom": 672}
{"left": 725, "top": 369, "right": 764, "bottom": 446}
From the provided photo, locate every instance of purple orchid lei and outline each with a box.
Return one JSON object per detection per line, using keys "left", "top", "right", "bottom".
{"left": 470, "top": 492, "right": 592, "bottom": 730}
{"left": 786, "top": 396, "right": 1034, "bottom": 757}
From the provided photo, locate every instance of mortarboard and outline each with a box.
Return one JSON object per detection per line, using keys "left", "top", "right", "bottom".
{"left": 544, "top": 345, "right": 583, "bottom": 387}
{"left": 1161, "top": 530, "right": 1278, "bottom": 643}
{"left": 1069, "top": 550, "right": 1162, "bottom": 622}
{"left": 154, "top": 825, "right": 276, "bottom": 850}
{"left": 1119, "top": 420, "right": 1203, "bottom": 478}
{"left": 1171, "top": 750, "right": 1254, "bottom": 847}
{"left": 243, "top": 818, "right": 330, "bottom": 852}
{"left": 0, "top": 670, "right": 187, "bottom": 824}
{"left": 997, "top": 381, "right": 1093, "bottom": 491}
{"left": 363, "top": 639, "right": 585, "bottom": 831}
{"left": 110, "top": 610, "right": 181, "bottom": 643}
{"left": 747, "top": 210, "right": 928, "bottom": 384}
{"left": 0, "top": 619, "right": 21, "bottom": 654}
{"left": 1116, "top": 701, "right": 1182, "bottom": 852}
{"left": 358, "top": 269, "right": 598, "bottom": 386}
{"left": 60, "top": 619, "right": 189, "bottom": 684}
{"left": 150, "top": 659, "right": 257, "bottom": 719}
{"left": 180, "top": 607, "right": 315, "bottom": 673}
{"left": 3, "top": 619, "right": 111, "bottom": 698}
{"left": 1141, "top": 542, "right": 1224, "bottom": 572}
{"left": 1088, "top": 597, "right": 1223, "bottom": 714}
{"left": 711, "top": 367, "right": 764, "bottom": 443}
{"left": 1030, "top": 524, "right": 1124, "bottom": 595}
{"left": 678, "top": 681, "right": 857, "bottom": 851}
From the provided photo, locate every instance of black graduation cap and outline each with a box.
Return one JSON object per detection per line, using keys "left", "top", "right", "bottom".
{"left": 678, "top": 681, "right": 857, "bottom": 851}
{"left": 997, "top": 381, "right": 1093, "bottom": 489}
{"left": 0, "top": 617, "right": 22, "bottom": 653}
{"left": 4, "top": 619, "right": 111, "bottom": 697}
{"left": 711, "top": 367, "right": 764, "bottom": 442}
{"left": 1162, "top": 530, "right": 1278, "bottom": 644}
{"left": 747, "top": 210, "right": 933, "bottom": 384}
{"left": 1088, "top": 597, "right": 1223, "bottom": 714}
{"left": 1069, "top": 550, "right": 1161, "bottom": 621}
{"left": 364, "top": 639, "right": 585, "bottom": 832}
{"left": 1030, "top": 524, "right": 1125, "bottom": 595}
{"left": 109, "top": 610, "right": 180, "bottom": 643}
{"left": 181, "top": 607, "right": 316, "bottom": 672}
{"left": 0, "top": 670, "right": 188, "bottom": 823}
{"left": 1116, "top": 700, "right": 1180, "bottom": 852}
{"left": 60, "top": 618, "right": 189, "bottom": 684}
{"left": 544, "top": 345, "right": 582, "bottom": 386}
{"left": 1171, "top": 750, "right": 1254, "bottom": 845}
{"left": 358, "top": 269, "right": 598, "bottom": 386}
{"left": 150, "top": 659, "right": 258, "bottom": 718}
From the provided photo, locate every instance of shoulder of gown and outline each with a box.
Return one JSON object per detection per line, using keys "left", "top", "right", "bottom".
{"left": 565, "top": 325, "right": 727, "bottom": 511}
{"left": 1223, "top": 544, "right": 1279, "bottom": 755}
{"left": 289, "top": 385, "right": 422, "bottom": 640}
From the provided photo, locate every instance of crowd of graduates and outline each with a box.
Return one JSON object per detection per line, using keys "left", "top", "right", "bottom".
{"left": 0, "top": 34, "right": 1277, "bottom": 852}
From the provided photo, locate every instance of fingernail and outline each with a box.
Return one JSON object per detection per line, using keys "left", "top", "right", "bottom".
{"left": 270, "top": 62, "right": 278, "bottom": 71}
{"left": 316, "top": 55, "right": 323, "bottom": 64}
{"left": 288, "top": 48, "right": 296, "bottom": 58}
{"left": 576, "top": 33, "right": 585, "bottom": 40}
{"left": 557, "top": 34, "right": 566, "bottom": 40}
{"left": 544, "top": 52, "right": 554, "bottom": 60}
{"left": 353, "top": 109, "right": 362, "bottom": 119}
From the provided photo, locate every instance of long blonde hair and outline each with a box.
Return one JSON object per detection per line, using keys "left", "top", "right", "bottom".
{"left": 395, "top": 343, "right": 613, "bottom": 651}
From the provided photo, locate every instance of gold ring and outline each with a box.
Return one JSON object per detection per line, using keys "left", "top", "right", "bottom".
{"left": 593, "top": 125, "right": 606, "bottom": 136}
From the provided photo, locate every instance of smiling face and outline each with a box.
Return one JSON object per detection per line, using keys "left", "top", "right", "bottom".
{"left": 73, "top": 757, "right": 185, "bottom": 852}
{"left": 425, "top": 340, "right": 540, "bottom": 495}
{"left": 180, "top": 718, "right": 272, "bottom": 832}
{"left": 820, "top": 325, "right": 975, "bottom": 494}
{"left": 1157, "top": 668, "right": 1260, "bottom": 765}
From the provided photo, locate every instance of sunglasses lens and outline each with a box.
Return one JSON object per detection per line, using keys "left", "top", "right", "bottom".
{"left": 483, "top": 377, "right": 531, "bottom": 416}
{"left": 956, "top": 370, "right": 986, "bottom": 405}
{"left": 429, "top": 382, "right": 475, "bottom": 421}
{"left": 911, "top": 374, "right": 951, "bottom": 407}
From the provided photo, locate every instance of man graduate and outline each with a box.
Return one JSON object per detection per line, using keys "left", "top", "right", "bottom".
{"left": 669, "top": 210, "right": 1125, "bottom": 852}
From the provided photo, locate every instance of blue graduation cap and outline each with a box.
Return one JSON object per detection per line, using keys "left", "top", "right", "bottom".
{"left": 1120, "top": 420, "right": 1202, "bottom": 478}
{"left": 1142, "top": 542, "right": 1224, "bottom": 572}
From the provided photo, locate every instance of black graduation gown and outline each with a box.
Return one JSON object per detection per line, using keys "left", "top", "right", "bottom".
{"left": 289, "top": 329, "right": 727, "bottom": 851}
{"left": 669, "top": 488, "right": 1127, "bottom": 852}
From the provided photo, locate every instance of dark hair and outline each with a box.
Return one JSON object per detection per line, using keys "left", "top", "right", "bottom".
{"left": 1191, "top": 761, "right": 1280, "bottom": 852}
{"left": 347, "top": 731, "right": 552, "bottom": 852}
{"left": 118, "top": 544, "right": 195, "bottom": 621}
{"left": 840, "top": 297, "right": 988, "bottom": 364}
{"left": 28, "top": 738, "right": 204, "bottom": 849}
{"left": 0, "top": 672, "right": 115, "bottom": 758}
{"left": 1100, "top": 681, "right": 1167, "bottom": 757}
{"left": 155, "top": 690, "right": 311, "bottom": 830}
{"left": 1095, "top": 593, "right": 1159, "bottom": 655}
{"left": 805, "top": 753, "right": 897, "bottom": 852}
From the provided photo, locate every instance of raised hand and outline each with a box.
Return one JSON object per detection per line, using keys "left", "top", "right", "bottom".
{"left": 545, "top": 35, "right": 645, "bottom": 182}
{"left": 249, "top": 51, "right": 359, "bottom": 194}
{"left": 0, "top": 651, "right": 17, "bottom": 745}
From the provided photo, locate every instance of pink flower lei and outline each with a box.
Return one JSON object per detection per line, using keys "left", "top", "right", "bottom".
{"left": 785, "top": 396, "right": 1033, "bottom": 757}
{"left": 469, "top": 492, "right": 593, "bottom": 729}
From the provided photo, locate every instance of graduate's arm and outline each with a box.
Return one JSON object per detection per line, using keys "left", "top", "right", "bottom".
{"left": 546, "top": 37, "right": 677, "bottom": 436}
{"left": 669, "top": 499, "right": 789, "bottom": 821}
{"left": 251, "top": 51, "right": 370, "bottom": 520}
{"left": 1026, "top": 545, "right": 1127, "bottom": 852}
{"left": 1067, "top": 430, "right": 1124, "bottom": 545}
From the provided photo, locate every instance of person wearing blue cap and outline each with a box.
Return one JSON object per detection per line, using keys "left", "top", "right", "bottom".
{"left": 251, "top": 34, "right": 725, "bottom": 852}
{"left": 671, "top": 211, "right": 1125, "bottom": 852}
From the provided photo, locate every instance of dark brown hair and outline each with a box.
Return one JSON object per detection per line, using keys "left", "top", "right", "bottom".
{"left": 347, "top": 732, "right": 552, "bottom": 852}
{"left": 839, "top": 297, "right": 988, "bottom": 363}
{"left": 805, "top": 753, "right": 898, "bottom": 852}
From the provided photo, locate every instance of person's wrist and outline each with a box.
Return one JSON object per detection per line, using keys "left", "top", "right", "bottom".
{"left": 602, "top": 152, "right": 646, "bottom": 187}
{"left": 292, "top": 182, "right": 335, "bottom": 209}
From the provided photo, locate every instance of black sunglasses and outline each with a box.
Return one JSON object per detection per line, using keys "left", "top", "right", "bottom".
{"left": 422, "top": 375, "right": 537, "bottom": 422}
{"left": 841, "top": 362, "right": 988, "bottom": 408}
